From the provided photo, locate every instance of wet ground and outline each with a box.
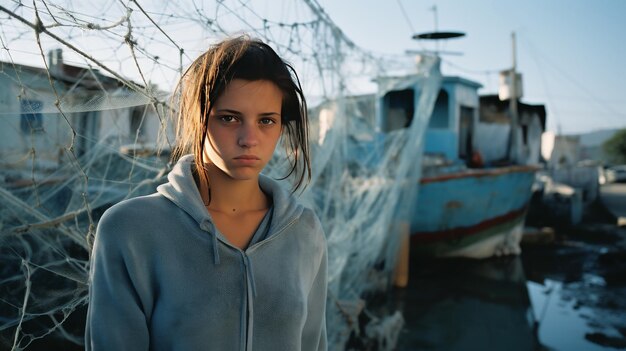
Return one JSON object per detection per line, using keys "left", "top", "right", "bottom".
{"left": 522, "top": 223, "right": 626, "bottom": 350}
{"left": 395, "top": 220, "right": 626, "bottom": 350}
{"left": 394, "top": 256, "right": 540, "bottom": 350}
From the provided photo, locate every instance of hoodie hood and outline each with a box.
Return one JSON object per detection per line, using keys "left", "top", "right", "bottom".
{"left": 156, "top": 155, "right": 304, "bottom": 245}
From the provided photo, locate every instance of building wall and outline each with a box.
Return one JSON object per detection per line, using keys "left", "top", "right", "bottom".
{"left": 475, "top": 122, "right": 510, "bottom": 163}
{"left": 525, "top": 112, "right": 543, "bottom": 165}
{"left": 0, "top": 72, "right": 73, "bottom": 169}
{"left": 0, "top": 64, "right": 172, "bottom": 176}
{"left": 548, "top": 135, "right": 581, "bottom": 168}
{"left": 99, "top": 104, "right": 173, "bottom": 150}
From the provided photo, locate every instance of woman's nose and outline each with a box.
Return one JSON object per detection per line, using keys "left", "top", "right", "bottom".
{"left": 238, "top": 124, "right": 259, "bottom": 148}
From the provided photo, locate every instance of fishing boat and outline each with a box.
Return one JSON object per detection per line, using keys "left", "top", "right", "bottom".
{"left": 313, "top": 34, "right": 546, "bottom": 260}
{"left": 377, "top": 32, "right": 546, "bottom": 259}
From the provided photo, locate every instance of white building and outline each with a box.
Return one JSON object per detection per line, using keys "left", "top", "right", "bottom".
{"left": 0, "top": 49, "right": 171, "bottom": 180}
{"left": 477, "top": 95, "right": 546, "bottom": 166}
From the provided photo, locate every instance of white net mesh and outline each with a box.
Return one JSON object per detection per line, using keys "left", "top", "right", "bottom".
{"left": 0, "top": 1, "right": 439, "bottom": 349}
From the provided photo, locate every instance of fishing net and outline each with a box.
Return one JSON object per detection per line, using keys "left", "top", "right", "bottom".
{"left": 0, "top": 1, "right": 439, "bottom": 349}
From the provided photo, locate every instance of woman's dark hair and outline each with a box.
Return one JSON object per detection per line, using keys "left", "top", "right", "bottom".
{"left": 171, "top": 36, "right": 311, "bottom": 194}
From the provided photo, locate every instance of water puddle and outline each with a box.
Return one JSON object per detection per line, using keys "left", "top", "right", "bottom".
{"left": 529, "top": 278, "right": 626, "bottom": 350}
{"left": 395, "top": 253, "right": 626, "bottom": 350}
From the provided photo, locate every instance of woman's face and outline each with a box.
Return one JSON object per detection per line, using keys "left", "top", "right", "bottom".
{"left": 203, "top": 79, "right": 283, "bottom": 180}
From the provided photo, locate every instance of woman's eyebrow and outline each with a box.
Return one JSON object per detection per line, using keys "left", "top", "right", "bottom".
{"left": 259, "top": 112, "right": 281, "bottom": 117}
{"left": 214, "top": 109, "right": 279, "bottom": 116}
{"left": 214, "top": 108, "right": 242, "bottom": 115}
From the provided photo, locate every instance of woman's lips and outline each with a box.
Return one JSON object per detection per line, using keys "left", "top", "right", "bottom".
{"left": 233, "top": 155, "right": 260, "bottom": 165}
{"left": 234, "top": 155, "right": 260, "bottom": 160}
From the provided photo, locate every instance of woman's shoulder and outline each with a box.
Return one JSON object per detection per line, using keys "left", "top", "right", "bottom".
{"left": 95, "top": 193, "right": 173, "bottom": 244}
{"left": 298, "top": 207, "right": 323, "bottom": 232}
{"left": 294, "top": 206, "right": 326, "bottom": 247}
{"left": 99, "top": 193, "right": 170, "bottom": 225}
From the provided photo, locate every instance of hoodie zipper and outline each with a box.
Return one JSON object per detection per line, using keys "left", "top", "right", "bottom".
{"left": 239, "top": 216, "right": 301, "bottom": 351}
{"left": 199, "top": 222, "right": 249, "bottom": 350}
{"left": 243, "top": 252, "right": 254, "bottom": 351}
{"left": 200, "top": 213, "right": 300, "bottom": 351}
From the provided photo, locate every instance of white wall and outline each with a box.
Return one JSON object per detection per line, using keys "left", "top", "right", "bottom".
{"left": 0, "top": 75, "right": 73, "bottom": 169}
{"left": 475, "top": 122, "right": 510, "bottom": 163}
{"left": 526, "top": 114, "right": 543, "bottom": 165}
{"left": 548, "top": 136, "right": 580, "bottom": 168}
{"left": 1, "top": 76, "right": 173, "bottom": 175}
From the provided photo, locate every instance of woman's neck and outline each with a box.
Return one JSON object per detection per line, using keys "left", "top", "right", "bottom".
{"left": 198, "top": 163, "right": 269, "bottom": 214}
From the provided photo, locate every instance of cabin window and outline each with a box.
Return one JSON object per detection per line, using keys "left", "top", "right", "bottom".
{"left": 20, "top": 99, "right": 44, "bottom": 134}
{"left": 429, "top": 90, "right": 449, "bottom": 129}
{"left": 383, "top": 89, "right": 414, "bottom": 132}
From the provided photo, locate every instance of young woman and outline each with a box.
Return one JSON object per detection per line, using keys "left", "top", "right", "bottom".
{"left": 85, "top": 37, "right": 327, "bottom": 351}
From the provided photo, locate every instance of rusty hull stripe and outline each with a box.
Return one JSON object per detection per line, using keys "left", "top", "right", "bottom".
{"left": 410, "top": 205, "right": 528, "bottom": 245}
{"left": 420, "top": 165, "right": 539, "bottom": 184}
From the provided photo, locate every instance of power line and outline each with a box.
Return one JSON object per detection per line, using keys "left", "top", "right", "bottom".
{"left": 520, "top": 35, "right": 625, "bottom": 127}
{"left": 395, "top": 0, "right": 415, "bottom": 34}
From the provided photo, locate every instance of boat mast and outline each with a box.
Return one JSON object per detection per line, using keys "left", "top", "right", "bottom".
{"left": 430, "top": 5, "right": 439, "bottom": 54}
{"left": 509, "top": 32, "right": 519, "bottom": 163}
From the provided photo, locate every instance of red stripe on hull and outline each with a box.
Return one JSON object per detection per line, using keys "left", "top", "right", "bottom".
{"left": 410, "top": 205, "right": 528, "bottom": 245}
{"left": 420, "top": 165, "right": 539, "bottom": 184}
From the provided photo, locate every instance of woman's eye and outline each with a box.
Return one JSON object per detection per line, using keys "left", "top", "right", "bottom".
{"left": 259, "top": 118, "right": 276, "bottom": 125}
{"left": 218, "top": 115, "right": 237, "bottom": 123}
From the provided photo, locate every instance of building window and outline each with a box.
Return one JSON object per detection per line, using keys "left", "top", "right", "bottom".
{"left": 20, "top": 99, "right": 44, "bottom": 134}
{"left": 130, "top": 106, "right": 146, "bottom": 142}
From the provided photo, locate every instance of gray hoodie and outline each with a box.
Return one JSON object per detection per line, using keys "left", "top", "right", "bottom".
{"left": 85, "top": 155, "right": 327, "bottom": 351}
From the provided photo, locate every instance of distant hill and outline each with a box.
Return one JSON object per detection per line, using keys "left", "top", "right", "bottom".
{"left": 576, "top": 128, "right": 620, "bottom": 147}
{"left": 569, "top": 128, "right": 621, "bottom": 163}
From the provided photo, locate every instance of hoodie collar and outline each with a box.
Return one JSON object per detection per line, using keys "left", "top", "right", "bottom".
{"left": 156, "top": 154, "right": 304, "bottom": 242}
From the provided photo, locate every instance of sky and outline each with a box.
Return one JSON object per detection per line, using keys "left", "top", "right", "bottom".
{"left": 316, "top": 0, "right": 626, "bottom": 135}
{"left": 1, "top": 0, "right": 624, "bottom": 135}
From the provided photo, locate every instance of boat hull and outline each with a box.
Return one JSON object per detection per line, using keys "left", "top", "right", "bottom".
{"left": 410, "top": 165, "right": 537, "bottom": 258}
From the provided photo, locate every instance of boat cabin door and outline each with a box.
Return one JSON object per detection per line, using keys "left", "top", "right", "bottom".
{"left": 458, "top": 105, "right": 475, "bottom": 161}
